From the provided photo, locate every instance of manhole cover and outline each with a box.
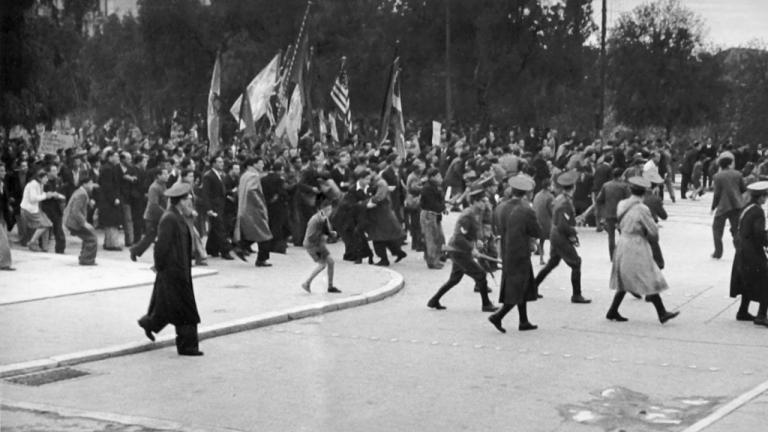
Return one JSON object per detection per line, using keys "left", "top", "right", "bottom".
{"left": 6, "top": 367, "right": 90, "bottom": 386}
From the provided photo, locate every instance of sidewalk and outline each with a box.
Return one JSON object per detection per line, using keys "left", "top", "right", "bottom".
{"left": 0, "top": 233, "right": 404, "bottom": 377}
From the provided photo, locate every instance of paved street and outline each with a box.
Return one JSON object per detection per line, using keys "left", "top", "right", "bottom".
{"left": 2, "top": 194, "right": 767, "bottom": 431}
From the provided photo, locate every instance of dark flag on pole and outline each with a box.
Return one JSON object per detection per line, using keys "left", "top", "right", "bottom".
{"left": 378, "top": 48, "right": 404, "bottom": 156}
{"left": 331, "top": 56, "right": 352, "bottom": 138}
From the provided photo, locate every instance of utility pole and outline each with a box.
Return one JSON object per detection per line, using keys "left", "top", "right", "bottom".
{"left": 599, "top": 0, "right": 607, "bottom": 141}
{"left": 445, "top": 0, "right": 452, "bottom": 128}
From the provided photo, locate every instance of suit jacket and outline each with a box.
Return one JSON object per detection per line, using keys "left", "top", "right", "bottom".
{"left": 712, "top": 169, "right": 746, "bottom": 216}
{"left": 63, "top": 187, "right": 90, "bottom": 231}
{"left": 60, "top": 165, "right": 85, "bottom": 201}
{"left": 143, "top": 180, "right": 168, "bottom": 224}
{"left": 596, "top": 180, "right": 631, "bottom": 220}
{"left": 200, "top": 169, "right": 226, "bottom": 215}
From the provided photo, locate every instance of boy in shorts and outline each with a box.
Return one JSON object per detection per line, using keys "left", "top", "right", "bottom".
{"left": 302, "top": 205, "right": 342, "bottom": 293}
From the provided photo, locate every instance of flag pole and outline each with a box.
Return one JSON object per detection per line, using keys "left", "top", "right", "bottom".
{"left": 279, "top": 0, "right": 312, "bottom": 117}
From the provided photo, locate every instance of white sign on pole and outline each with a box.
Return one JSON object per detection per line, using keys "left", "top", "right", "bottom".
{"left": 38, "top": 132, "right": 76, "bottom": 155}
{"left": 432, "top": 121, "right": 442, "bottom": 147}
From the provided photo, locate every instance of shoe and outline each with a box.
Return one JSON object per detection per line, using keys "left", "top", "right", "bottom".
{"left": 488, "top": 315, "right": 506, "bottom": 333}
{"left": 129, "top": 249, "right": 137, "bottom": 262}
{"left": 482, "top": 304, "right": 499, "bottom": 313}
{"left": 606, "top": 311, "right": 628, "bottom": 322}
{"left": 29, "top": 244, "right": 43, "bottom": 252}
{"left": 427, "top": 264, "right": 444, "bottom": 269}
{"left": 367, "top": 256, "right": 375, "bottom": 265}
{"left": 374, "top": 260, "right": 390, "bottom": 267}
{"left": 220, "top": 253, "right": 235, "bottom": 260}
{"left": 79, "top": 261, "right": 97, "bottom": 266}
{"left": 234, "top": 249, "right": 247, "bottom": 262}
{"left": 137, "top": 319, "right": 155, "bottom": 342}
{"left": 178, "top": 350, "right": 204, "bottom": 356}
{"left": 354, "top": 259, "right": 362, "bottom": 264}
{"left": 754, "top": 316, "right": 768, "bottom": 327}
{"left": 537, "top": 293, "right": 543, "bottom": 299}
{"left": 736, "top": 312, "right": 756, "bottom": 322}
{"left": 0, "top": 266, "right": 16, "bottom": 271}
{"left": 427, "top": 299, "right": 446, "bottom": 310}
{"left": 301, "top": 283, "right": 311, "bottom": 293}
{"left": 395, "top": 252, "right": 407, "bottom": 263}
{"left": 711, "top": 253, "right": 721, "bottom": 260}
{"left": 519, "top": 322, "right": 538, "bottom": 331}
{"left": 659, "top": 310, "right": 680, "bottom": 324}
{"left": 630, "top": 292, "right": 642, "bottom": 299}
{"left": 327, "top": 286, "right": 342, "bottom": 293}
{"left": 255, "top": 261, "right": 272, "bottom": 267}
{"left": 195, "top": 259, "right": 208, "bottom": 266}
{"left": 571, "top": 295, "right": 592, "bottom": 304}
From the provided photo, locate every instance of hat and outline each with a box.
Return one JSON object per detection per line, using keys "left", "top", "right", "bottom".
{"left": 717, "top": 151, "right": 735, "bottom": 163}
{"left": 73, "top": 148, "right": 88, "bottom": 158}
{"left": 628, "top": 176, "right": 651, "bottom": 189}
{"left": 747, "top": 181, "right": 768, "bottom": 194}
{"left": 508, "top": 174, "right": 535, "bottom": 192}
{"left": 164, "top": 182, "right": 192, "bottom": 198}
{"left": 632, "top": 153, "right": 646, "bottom": 164}
{"left": 556, "top": 170, "right": 578, "bottom": 187}
{"left": 643, "top": 167, "right": 664, "bottom": 184}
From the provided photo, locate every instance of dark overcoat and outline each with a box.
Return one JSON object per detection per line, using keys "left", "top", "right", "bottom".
{"left": 145, "top": 206, "right": 200, "bottom": 326}
{"left": 496, "top": 198, "right": 541, "bottom": 305}
{"left": 549, "top": 194, "right": 580, "bottom": 265}
{"left": 365, "top": 178, "right": 403, "bottom": 242}
{"left": 730, "top": 203, "right": 768, "bottom": 303}
{"left": 98, "top": 162, "right": 123, "bottom": 227}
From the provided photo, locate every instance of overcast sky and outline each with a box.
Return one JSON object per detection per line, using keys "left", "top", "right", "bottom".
{"left": 591, "top": 0, "right": 768, "bottom": 48}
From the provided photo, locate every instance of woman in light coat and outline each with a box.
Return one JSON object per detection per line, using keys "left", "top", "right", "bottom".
{"left": 606, "top": 176, "right": 679, "bottom": 324}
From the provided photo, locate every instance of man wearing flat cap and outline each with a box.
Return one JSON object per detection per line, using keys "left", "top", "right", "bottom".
{"left": 489, "top": 175, "right": 541, "bottom": 332}
{"left": 534, "top": 170, "right": 592, "bottom": 304}
{"left": 138, "top": 182, "right": 204, "bottom": 356}
{"left": 730, "top": 181, "right": 768, "bottom": 326}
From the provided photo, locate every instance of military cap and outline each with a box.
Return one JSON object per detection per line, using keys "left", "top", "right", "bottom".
{"left": 628, "top": 176, "right": 651, "bottom": 190}
{"left": 747, "top": 181, "right": 768, "bottom": 194}
{"left": 717, "top": 151, "right": 735, "bottom": 163}
{"left": 508, "top": 174, "right": 535, "bottom": 192}
{"left": 556, "top": 170, "right": 579, "bottom": 187}
{"left": 164, "top": 182, "right": 192, "bottom": 198}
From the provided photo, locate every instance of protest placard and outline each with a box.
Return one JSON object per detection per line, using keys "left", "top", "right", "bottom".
{"left": 432, "top": 121, "right": 442, "bottom": 147}
{"left": 38, "top": 132, "right": 76, "bottom": 155}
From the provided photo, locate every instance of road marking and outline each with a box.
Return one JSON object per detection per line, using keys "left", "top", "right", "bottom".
{"left": 680, "top": 380, "right": 768, "bottom": 432}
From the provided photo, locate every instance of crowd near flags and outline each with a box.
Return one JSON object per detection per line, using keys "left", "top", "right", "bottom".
{"left": 379, "top": 49, "right": 405, "bottom": 157}
{"left": 207, "top": 52, "right": 222, "bottom": 155}
{"left": 331, "top": 56, "right": 352, "bottom": 138}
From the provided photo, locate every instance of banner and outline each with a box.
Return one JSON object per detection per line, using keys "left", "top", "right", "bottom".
{"left": 39, "top": 132, "right": 76, "bottom": 155}
{"left": 230, "top": 53, "right": 281, "bottom": 128}
{"left": 432, "top": 121, "right": 442, "bottom": 147}
{"left": 207, "top": 53, "right": 222, "bottom": 155}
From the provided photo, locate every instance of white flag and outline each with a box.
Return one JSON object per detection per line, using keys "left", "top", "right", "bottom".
{"left": 275, "top": 86, "right": 303, "bottom": 147}
{"left": 230, "top": 53, "right": 281, "bottom": 128}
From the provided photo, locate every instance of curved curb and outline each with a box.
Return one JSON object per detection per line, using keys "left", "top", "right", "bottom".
{"left": 0, "top": 268, "right": 404, "bottom": 379}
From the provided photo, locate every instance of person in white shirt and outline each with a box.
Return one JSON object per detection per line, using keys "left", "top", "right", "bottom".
{"left": 20, "top": 169, "right": 63, "bottom": 252}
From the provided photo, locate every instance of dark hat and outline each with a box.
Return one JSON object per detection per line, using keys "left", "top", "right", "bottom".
{"left": 628, "top": 176, "right": 651, "bottom": 189}
{"left": 747, "top": 181, "right": 768, "bottom": 194}
{"left": 164, "top": 182, "right": 192, "bottom": 198}
{"left": 556, "top": 170, "right": 578, "bottom": 187}
{"left": 508, "top": 174, "right": 535, "bottom": 192}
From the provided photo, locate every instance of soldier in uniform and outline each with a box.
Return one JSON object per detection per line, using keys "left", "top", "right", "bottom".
{"left": 533, "top": 170, "right": 592, "bottom": 304}
{"left": 427, "top": 188, "right": 498, "bottom": 312}
{"left": 488, "top": 175, "right": 541, "bottom": 333}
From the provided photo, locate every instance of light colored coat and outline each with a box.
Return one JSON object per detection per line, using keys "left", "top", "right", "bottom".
{"left": 234, "top": 170, "right": 272, "bottom": 243}
{"left": 610, "top": 195, "right": 668, "bottom": 295}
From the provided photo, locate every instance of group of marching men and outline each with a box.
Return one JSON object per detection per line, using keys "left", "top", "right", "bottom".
{"left": 424, "top": 151, "right": 768, "bottom": 333}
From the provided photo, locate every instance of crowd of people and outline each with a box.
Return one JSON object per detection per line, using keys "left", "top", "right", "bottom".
{"left": 2, "top": 114, "right": 768, "bottom": 353}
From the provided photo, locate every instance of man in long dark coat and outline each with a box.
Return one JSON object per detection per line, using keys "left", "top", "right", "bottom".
{"left": 261, "top": 161, "right": 290, "bottom": 254}
{"left": 200, "top": 155, "right": 234, "bottom": 260}
{"left": 730, "top": 181, "right": 768, "bottom": 326}
{"left": 488, "top": 176, "right": 540, "bottom": 332}
{"left": 98, "top": 150, "right": 123, "bottom": 250}
{"left": 138, "top": 182, "right": 203, "bottom": 356}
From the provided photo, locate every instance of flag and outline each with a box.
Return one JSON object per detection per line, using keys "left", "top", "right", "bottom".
{"left": 331, "top": 57, "right": 352, "bottom": 136}
{"left": 378, "top": 54, "right": 400, "bottom": 146}
{"left": 391, "top": 68, "right": 405, "bottom": 157}
{"left": 275, "top": 85, "right": 303, "bottom": 147}
{"left": 238, "top": 87, "right": 256, "bottom": 140}
{"left": 230, "top": 53, "right": 281, "bottom": 128}
{"left": 328, "top": 110, "right": 338, "bottom": 143}
{"left": 207, "top": 53, "right": 222, "bottom": 155}
{"left": 318, "top": 109, "right": 327, "bottom": 136}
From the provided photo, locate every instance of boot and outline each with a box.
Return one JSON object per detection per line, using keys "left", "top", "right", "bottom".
{"left": 736, "top": 297, "right": 756, "bottom": 321}
{"left": 606, "top": 291, "right": 628, "bottom": 322}
{"left": 488, "top": 305, "right": 512, "bottom": 334}
{"left": 570, "top": 267, "right": 591, "bottom": 304}
{"left": 427, "top": 286, "right": 450, "bottom": 310}
{"left": 648, "top": 294, "right": 679, "bottom": 324}
{"left": 517, "top": 301, "right": 537, "bottom": 330}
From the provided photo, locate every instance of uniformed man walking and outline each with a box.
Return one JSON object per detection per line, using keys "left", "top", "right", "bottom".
{"left": 534, "top": 171, "right": 592, "bottom": 304}
{"left": 427, "top": 188, "right": 498, "bottom": 312}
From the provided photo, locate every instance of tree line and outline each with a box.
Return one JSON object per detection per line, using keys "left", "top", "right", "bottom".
{"left": 1, "top": 0, "right": 767, "bottom": 147}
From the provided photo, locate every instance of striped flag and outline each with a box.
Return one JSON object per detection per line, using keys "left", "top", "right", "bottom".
{"left": 331, "top": 57, "right": 352, "bottom": 136}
